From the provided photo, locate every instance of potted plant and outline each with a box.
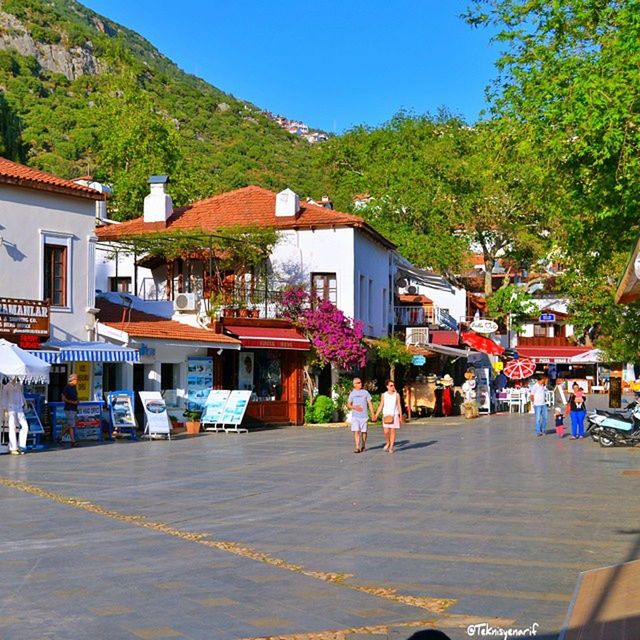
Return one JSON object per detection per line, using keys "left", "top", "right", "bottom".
{"left": 183, "top": 409, "right": 202, "bottom": 434}
{"left": 206, "top": 291, "right": 224, "bottom": 324}
{"left": 248, "top": 307, "right": 260, "bottom": 319}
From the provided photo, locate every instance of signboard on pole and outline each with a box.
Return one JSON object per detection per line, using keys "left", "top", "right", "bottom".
{"left": 469, "top": 319, "right": 498, "bottom": 334}
{"left": 201, "top": 389, "right": 231, "bottom": 432}
{"left": 411, "top": 355, "right": 426, "bottom": 366}
{"left": 138, "top": 391, "right": 171, "bottom": 438}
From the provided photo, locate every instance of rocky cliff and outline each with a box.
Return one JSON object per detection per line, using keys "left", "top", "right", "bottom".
{"left": 0, "top": 10, "right": 101, "bottom": 80}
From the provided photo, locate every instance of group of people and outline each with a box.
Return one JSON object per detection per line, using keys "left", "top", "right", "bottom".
{"left": 530, "top": 376, "right": 587, "bottom": 439}
{"left": 346, "top": 378, "right": 402, "bottom": 453}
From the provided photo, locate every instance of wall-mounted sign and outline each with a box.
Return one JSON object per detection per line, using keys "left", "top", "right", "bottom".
{"left": 470, "top": 319, "right": 498, "bottom": 334}
{"left": 0, "top": 298, "right": 50, "bottom": 338}
{"left": 411, "top": 355, "right": 426, "bottom": 366}
{"left": 539, "top": 313, "right": 556, "bottom": 322}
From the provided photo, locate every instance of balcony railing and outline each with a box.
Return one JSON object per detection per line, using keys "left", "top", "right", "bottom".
{"left": 517, "top": 336, "right": 572, "bottom": 347}
{"left": 394, "top": 306, "right": 436, "bottom": 327}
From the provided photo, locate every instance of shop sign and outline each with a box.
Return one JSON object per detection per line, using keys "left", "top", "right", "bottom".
{"left": 242, "top": 338, "right": 309, "bottom": 350}
{"left": 0, "top": 298, "right": 50, "bottom": 338}
{"left": 469, "top": 319, "right": 498, "bottom": 335}
{"left": 539, "top": 313, "right": 556, "bottom": 322}
{"left": 411, "top": 355, "right": 426, "bottom": 366}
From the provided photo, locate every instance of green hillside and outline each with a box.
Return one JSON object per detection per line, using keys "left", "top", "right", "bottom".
{"left": 0, "top": 0, "right": 324, "bottom": 218}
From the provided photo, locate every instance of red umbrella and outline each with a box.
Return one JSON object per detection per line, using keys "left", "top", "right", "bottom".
{"left": 503, "top": 358, "right": 536, "bottom": 380}
{"left": 460, "top": 331, "right": 505, "bottom": 356}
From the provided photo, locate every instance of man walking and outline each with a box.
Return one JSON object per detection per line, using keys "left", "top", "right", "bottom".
{"left": 59, "top": 373, "right": 80, "bottom": 447}
{"left": 346, "top": 378, "right": 374, "bottom": 453}
{"left": 530, "top": 375, "right": 548, "bottom": 436}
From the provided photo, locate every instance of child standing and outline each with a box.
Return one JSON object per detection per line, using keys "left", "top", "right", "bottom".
{"left": 554, "top": 407, "right": 565, "bottom": 438}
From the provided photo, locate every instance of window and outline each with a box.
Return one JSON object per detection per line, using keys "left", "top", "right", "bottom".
{"left": 44, "top": 244, "right": 67, "bottom": 306}
{"left": 534, "top": 324, "right": 548, "bottom": 337}
{"left": 109, "top": 277, "right": 132, "bottom": 293}
{"left": 254, "top": 351, "right": 282, "bottom": 401}
{"left": 311, "top": 272, "right": 337, "bottom": 303}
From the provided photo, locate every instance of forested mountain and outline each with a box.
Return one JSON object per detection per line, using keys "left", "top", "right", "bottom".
{"left": 0, "top": 0, "right": 324, "bottom": 218}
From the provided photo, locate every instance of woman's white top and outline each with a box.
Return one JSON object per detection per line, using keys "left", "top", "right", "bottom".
{"left": 382, "top": 391, "right": 400, "bottom": 416}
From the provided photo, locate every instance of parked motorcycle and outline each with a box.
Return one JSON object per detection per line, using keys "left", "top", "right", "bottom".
{"left": 587, "top": 401, "right": 640, "bottom": 447}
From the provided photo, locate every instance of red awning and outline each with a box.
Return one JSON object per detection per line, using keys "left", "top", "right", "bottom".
{"left": 461, "top": 331, "right": 504, "bottom": 355}
{"left": 224, "top": 325, "right": 310, "bottom": 351}
{"left": 517, "top": 346, "right": 591, "bottom": 364}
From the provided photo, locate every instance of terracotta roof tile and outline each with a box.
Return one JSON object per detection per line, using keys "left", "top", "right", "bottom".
{"left": 96, "top": 185, "right": 394, "bottom": 248}
{"left": 0, "top": 157, "right": 103, "bottom": 199}
{"left": 97, "top": 300, "right": 240, "bottom": 345}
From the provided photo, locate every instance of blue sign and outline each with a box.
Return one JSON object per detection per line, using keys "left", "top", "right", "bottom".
{"left": 539, "top": 313, "right": 556, "bottom": 322}
{"left": 411, "top": 355, "right": 426, "bottom": 366}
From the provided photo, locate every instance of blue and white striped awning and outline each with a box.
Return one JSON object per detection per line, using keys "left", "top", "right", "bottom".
{"left": 29, "top": 341, "right": 139, "bottom": 363}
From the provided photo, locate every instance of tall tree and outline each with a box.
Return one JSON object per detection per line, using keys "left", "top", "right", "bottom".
{"left": 465, "top": 0, "right": 640, "bottom": 353}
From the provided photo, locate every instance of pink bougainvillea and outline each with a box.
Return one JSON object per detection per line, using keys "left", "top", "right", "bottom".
{"left": 281, "top": 291, "right": 366, "bottom": 370}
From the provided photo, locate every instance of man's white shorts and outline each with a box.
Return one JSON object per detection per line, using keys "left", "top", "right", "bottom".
{"left": 350, "top": 419, "right": 368, "bottom": 433}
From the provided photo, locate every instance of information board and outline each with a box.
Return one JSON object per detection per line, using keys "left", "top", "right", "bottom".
{"left": 138, "top": 391, "right": 171, "bottom": 438}
{"left": 220, "top": 390, "right": 252, "bottom": 433}
{"left": 187, "top": 356, "right": 213, "bottom": 412}
{"left": 106, "top": 390, "right": 137, "bottom": 439}
{"left": 201, "top": 389, "right": 231, "bottom": 431}
{"left": 49, "top": 401, "right": 104, "bottom": 441}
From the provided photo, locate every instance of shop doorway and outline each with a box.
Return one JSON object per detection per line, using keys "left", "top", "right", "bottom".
{"left": 47, "top": 364, "right": 68, "bottom": 404}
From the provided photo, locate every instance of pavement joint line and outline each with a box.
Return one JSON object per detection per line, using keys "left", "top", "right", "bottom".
{"left": 0, "top": 477, "right": 455, "bottom": 615}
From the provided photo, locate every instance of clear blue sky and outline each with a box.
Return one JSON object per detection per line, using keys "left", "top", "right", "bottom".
{"left": 82, "top": 0, "right": 499, "bottom": 133}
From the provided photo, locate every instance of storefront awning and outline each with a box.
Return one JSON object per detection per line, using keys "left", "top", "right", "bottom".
{"left": 517, "top": 346, "right": 592, "bottom": 364}
{"left": 29, "top": 340, "right": 140, "bottom": 363}
{"left": 224, "top": 325, "right": 310, "bottom": 351}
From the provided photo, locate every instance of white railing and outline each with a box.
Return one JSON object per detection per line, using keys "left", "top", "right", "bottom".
{"left": 138, "top": 278, "right": 168, "bottom": 301}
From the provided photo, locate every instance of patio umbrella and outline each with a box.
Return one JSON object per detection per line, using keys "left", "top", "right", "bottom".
{"left": 460, "top": 331, "right": 505, "bottom": 356}
{"left": 0, "top": 338, "right": 50, "bottom": 383}
{"left": 503, "top": 358, "right": 536, "bottom": 380}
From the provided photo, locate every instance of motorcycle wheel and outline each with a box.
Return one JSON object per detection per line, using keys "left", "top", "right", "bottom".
{"left": 599, "top": 435, "right": 616, "bottom": 448}
{"left": 591, "top": 434, "right": 600, "bottom": 442}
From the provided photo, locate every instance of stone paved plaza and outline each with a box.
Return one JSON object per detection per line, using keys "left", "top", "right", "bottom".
{"left": 1, "top": 397, "right": 640, "bottom": 640}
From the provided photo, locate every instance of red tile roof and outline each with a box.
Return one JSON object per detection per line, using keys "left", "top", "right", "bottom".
{"left": 96, "top": 185, "right": 395, "bottom": 248}
{"left": 97, "top": 300, "right": 240, "bottom": 346}
{"left": 0, "top": 157, "right": 103, "bottom": 199}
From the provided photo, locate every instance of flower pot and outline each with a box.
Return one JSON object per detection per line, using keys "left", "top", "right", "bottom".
{"left": 248, "top": 308, "right": 260, "bottom": 318}
{"left": 222, "top": 307, "right": 234, "bottom": 318}
{"left": 185, "top": 421, "right": 201, "bottom": 434}
{"left": 239, "top": 308, "right": 249, "bottom": 318}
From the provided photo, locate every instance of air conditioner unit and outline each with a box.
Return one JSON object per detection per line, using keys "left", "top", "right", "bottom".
{"left": 405, "top": 327, "right": 429, "bottom": 346}
{"left": 174, "top": 292, "right": 197, "bottom": 311}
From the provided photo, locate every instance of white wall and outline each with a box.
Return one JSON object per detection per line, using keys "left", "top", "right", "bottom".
{"left": 271, "top": 227, "right": 392, "bottom": 337}
{"left": 423, "top": 285, "right": 466, "bottom": 326}
{"left": 0, "top": 184, "right": 96, "bottom": 341}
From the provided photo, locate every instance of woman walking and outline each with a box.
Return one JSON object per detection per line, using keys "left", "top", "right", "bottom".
{"left": 565, "top": 382, "right": 587, "bottom": 439}
{"left": 375, "top": 380, "right": 402, "bottom": 452}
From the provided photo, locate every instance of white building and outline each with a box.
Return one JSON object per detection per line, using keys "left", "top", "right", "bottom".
{"left": 0, "top": 157, "right": 103, "bottom": 342}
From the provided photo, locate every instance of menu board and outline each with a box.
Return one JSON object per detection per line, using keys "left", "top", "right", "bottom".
{"left": 220, "top": 390, "right": 252, "bottom": 427}
{"left": 201, "top": 389, "right": 231, "bottom": 426}
{"left": 49, "top": 402, "right": 104, "bottom": 441}
{"left": 106, "top": 390, "right": 137, "bottom": 437}
{"left": 187, "top": 357, "right": 213, "bottom": 412}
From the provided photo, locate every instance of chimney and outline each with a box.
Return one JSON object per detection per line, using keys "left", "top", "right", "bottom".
{"left": 144, "top": 175, "right": 173, "bottom": 223}
{"left": 275, "top": 188, "right": 300, "bottom": 218}
{"left": 321, "top": 195, "right": 333, "bottom": 209}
